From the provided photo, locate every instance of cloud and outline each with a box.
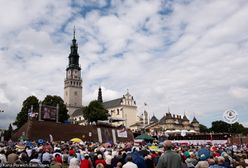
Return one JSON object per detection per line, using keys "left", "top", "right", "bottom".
{"left": 229, "top": 87, "right": 248, "bottom": 100}
{"left": 0, "top": 88, "right": 10, "bottom": 104}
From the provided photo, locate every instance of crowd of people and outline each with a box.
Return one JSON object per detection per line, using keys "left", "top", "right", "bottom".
{"left": 0, "top": 139, "right": 247, "bottom": 168}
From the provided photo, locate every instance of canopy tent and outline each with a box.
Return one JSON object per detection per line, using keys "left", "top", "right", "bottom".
{"left": 135, "top": 134, "right": 154, "bottom": 141}
{"left": 18, "top": 136, "right": 29, "bottom": 141}
{"left": 108, "top": 117, "right": 126, "bottom": 122}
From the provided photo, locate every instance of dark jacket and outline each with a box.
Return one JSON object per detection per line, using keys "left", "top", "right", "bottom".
{"left": 156, "top": 150, "right": 183, "bottom": 168}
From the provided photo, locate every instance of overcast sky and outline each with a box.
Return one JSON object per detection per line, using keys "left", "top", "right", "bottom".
{"left": 0, "top": 0, "right": 248, "bottom": 129}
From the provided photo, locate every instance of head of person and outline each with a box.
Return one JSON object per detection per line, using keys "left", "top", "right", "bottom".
{"left": 163, "top": 140, "right": 173, "bottom": 150}
{"left": 126, "top": 155, "right": 133, "bottom": 162}
{"left": 117, "top": 162, "right": 122, "bottom": 168}
{"left": 55, "top": 153, "right": 60, "bottom": 157}
{"left": 208, "top": 159, "right": 215, "bottom": 165}
{"left": 97, "top": 154, "right": 103, "bottom": 160}
{"left": 196, "top": 161, "right": 209, "bottom": 168}
{"left": 217, "top": 156, "right": 225, "bottom": 165}
{"left": 84, "top": 154, "right": 89, "bottom": 160}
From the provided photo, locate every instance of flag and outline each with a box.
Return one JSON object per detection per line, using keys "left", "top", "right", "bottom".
{"left": 49, "top": 134, "right": 53, "bottom": 142}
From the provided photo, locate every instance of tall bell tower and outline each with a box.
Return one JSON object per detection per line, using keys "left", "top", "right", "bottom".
{"left": 64, "top": 27, "right": 82, "bottom": 116}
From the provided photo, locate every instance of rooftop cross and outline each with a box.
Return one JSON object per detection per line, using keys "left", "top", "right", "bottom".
{"left": 73, "top": 26, "right": 76, "bottom": 40}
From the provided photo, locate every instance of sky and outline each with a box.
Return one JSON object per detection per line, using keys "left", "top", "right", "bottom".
{"left": 0, "top": 0, "right": 248, "bottom": 129}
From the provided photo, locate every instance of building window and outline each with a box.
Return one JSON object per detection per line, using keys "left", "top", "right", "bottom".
{"left": 117, "top": 109, "right": 120, "bottom": 115}
{"left": 74, "top": 91, "right": 77, "bottom": 95}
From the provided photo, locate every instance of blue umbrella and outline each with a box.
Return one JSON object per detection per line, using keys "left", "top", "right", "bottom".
{"left": 37, "top": 139, "right": 45, "bottom": 144}
{"left": 198, "top": 148, "right": 210, "bottom": 161}
{"left": 25, "top": 141, "right": 33, "bottom": 148}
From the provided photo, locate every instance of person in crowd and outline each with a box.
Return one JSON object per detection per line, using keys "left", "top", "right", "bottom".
{"left": 7, "top": 149, "right": 18, "bottom": 163}
{"left": 122, "top": 155, "right": 138, "bottom": 168}
{"left": 208, "top": 158, "right": 216, "bottom": 168}
{"left": 95, "top": 154, "right": 106, "bottom": 168}
{"left": 29, "top": 151, "right": 41, "bottom": 165}
{"left": 0, "top": 150, "right": 7, "bottom": 163}
{"left": 116, "top": 162, "right": 122, "bottom": 168}
{"left": 80, "top": 154, "right": 92, "bottom": 168}
{"left": 41, "top": 149, "right": 52, "bottom": 164}
{"left": 156, "top": 140, "right": 183, "bottom": 168}
{"left": 50, "top": 156, "right": 63, "bottom": 168}
{"left": 69, "top": 153, "right": 80, "bottom": 168}
{"left": 105, "top": 151, "right": 113, "bottom": 168}
{"left": 195, "top": 160, "right": 209, "bottom": 168}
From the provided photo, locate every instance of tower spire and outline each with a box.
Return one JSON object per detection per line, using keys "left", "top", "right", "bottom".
{"left": 98, "top": 87, "right": 103, "bottom": 103}
{"left": 73, "top": 26, "right": 76, "bottom": 40}
{"left": 67, "top": 27, "right": 80, "bottom": 70}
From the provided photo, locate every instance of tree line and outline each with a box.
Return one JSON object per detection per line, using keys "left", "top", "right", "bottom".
{"left": 200, "top": 121, "right": 248, "bottom": 135}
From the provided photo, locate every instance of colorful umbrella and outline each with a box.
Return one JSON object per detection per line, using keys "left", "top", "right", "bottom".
{"left": 70, "top": 138, "right": 82, "bottom": 143}
{"left": 15, "top": 144, "right": 26, "bottom": 151}
{"left": 37, "top": 139, "right": 45, "bottom": 144}
{"left": 198, "top": 148, "right": 210, "bottom": 161}
{"left": 135, "top": 134, "right": 154, "bottom": 140}
{"left": 18, "top": 136, "right": 28, "bottom": 141}
{"left": 148, "top": 146, "right": 163, "bottom": 152}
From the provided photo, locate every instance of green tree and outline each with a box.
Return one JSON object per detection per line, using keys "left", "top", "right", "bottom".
{"left": 83, "top": 100, "right": 108, "bottom": 123}
{"left": 210, "top": 120, "right": 230, "bottom": 133}
{"left": 231, "top": 122, "right": 245, "bottom": 133}
{"left": 210, "top": 120, "right": 229, "bottom": 133}
{"left": 199, "top": 124, "right": 209, "bottom": 133}
{"left": 42, "top": 95, "right": 69, "bottom": 122}
{"left": 13, "top": 96, "right": 39, "bottom": 129}
{"left": 3, "top": 124, "right": 13, "bottom": 141}
{"left": 210, "top": 120, "right": 248, "bottom": 134}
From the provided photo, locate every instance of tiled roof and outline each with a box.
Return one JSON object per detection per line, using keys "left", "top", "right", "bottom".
{"left": 182, "top": 115, "right": 189, "bottom": 121}
{"left": 150, "top": 115, "right": 158, "bottom": 123}
{"left": 71, "top": 107, "right": 85, "bottom": 117}
{"left": 103, "top": 98, "right": 122, "bottom": 108}
{"left": 192, "top": 117, "right": 199, "bottom": 123}
{"left": 160, "top": 113, "right": 173, "bottom": 123}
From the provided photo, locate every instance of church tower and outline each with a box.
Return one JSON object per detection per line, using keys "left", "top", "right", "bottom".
{"left": 64, "top": 28, "right": 82, "bottom": 116}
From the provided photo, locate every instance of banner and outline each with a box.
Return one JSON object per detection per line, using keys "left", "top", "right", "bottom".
{"left": 97, "top": 128, "right": 102, "bottom": 143}
{"left": 117, "top": 128, "right": 127, "bottom": 138}
{"left": 41, "top": 105, "right": 57, "bottom": 121}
